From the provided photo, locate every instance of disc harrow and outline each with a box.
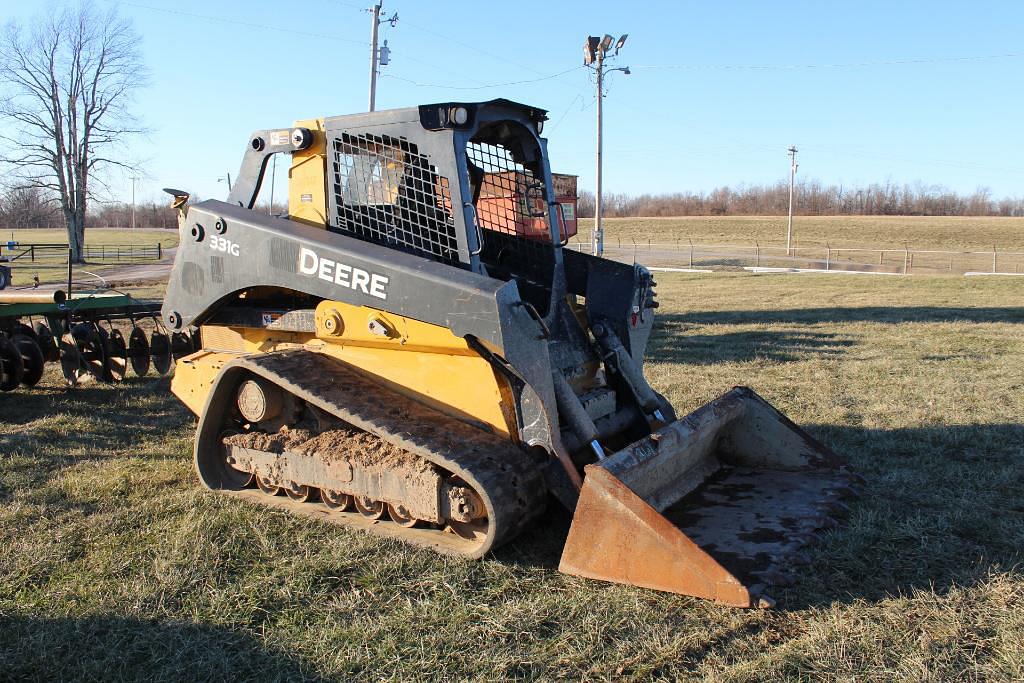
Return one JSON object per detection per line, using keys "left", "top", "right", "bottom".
{"left": 0, "top": 290, "right": 198, "bottom": 393}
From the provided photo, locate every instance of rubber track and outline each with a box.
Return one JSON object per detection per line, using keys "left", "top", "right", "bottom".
{"left": 223, "top": 349, "right": 548, "bottom": 558}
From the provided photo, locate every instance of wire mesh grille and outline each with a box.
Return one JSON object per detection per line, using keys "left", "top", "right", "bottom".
{"left": 331, "top": 133, "right": 459, "bottom": 264}
{"left": 467, "top": 138, "right": 555, "bottom": 312}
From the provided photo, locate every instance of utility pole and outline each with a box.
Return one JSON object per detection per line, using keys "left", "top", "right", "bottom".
{"left": 787, "top": 145, "right": 798, "bottom": 256}
{"left": 584, "top": 34, "right": 629, "bottom": 257}
{"left": 367, "top": 3, "right": 398, "bottom": 112}
{"left": 130, "top": 176, "right": 138, "bottom": 230}
{"left": 218, "top": 172, "right": 232, "bottom": 192}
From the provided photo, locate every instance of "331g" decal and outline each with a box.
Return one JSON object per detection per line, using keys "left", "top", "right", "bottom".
{"left": 209, "top": 235, "right": 240, "bottom": 256}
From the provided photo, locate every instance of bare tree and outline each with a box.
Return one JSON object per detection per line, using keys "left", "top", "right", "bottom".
{"left": 0, "top": 2, "right": 145, "bottom": 262}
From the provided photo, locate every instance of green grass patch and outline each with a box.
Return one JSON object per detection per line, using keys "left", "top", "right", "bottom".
{"left": 1, "top": 273, "right": 1022, "bottom": 680}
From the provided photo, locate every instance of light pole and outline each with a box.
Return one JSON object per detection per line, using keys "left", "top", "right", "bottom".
{"left": 584, "top": 33, "right": 629, "bottom": 257}
{"left": 367, "top": 3, "right": 398, "bottom": 112}
{"left": 786, "top": 146, "right": 798, "bottom": 256}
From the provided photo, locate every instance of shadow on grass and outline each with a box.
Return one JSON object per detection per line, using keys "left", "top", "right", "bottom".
{"left": 648, "top": 326, "right": 854, "bottom": 364}
{"left": 671, "top": 306, "right": 1024, "bottom": 327}
{"left": 498, "top": 422, "right": 1024, "bottom": 611}
{"left": 0, "top": 614, "right": 322, "bottom": 681}
{"left": 0, "top": 377, "right": 192, "bottom": 495}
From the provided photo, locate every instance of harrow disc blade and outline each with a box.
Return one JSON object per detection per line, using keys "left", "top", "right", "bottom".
{"left": 59, "top": 332, "right": 85, "bottom": 387}
{"left": 72, "top": 323, "right": 110, "bottom": 383}
{"left": 128, "top": 326, "right": 151, "bottom": 377}
{"left": 12, "top": 334, "right": 45, "bottom": 387}
{"left": 105, "top": 328, "right": 128, "bottom": 382}
{"left": 150, "top": 330, "right": 173, "bottom": 377}
{"left": 34, "top": 323, "right": 60, "bottom": 362}
{"left": 0, "top": 335, "right": 25, "bottom": 391}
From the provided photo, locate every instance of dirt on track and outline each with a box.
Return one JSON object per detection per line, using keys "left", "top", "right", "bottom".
{"left": 225, "top": 427, "right": 433, "bottom": 474}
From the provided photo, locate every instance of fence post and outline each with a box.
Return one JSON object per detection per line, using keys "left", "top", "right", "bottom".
{"left": 825, "top": 243, "right": 831, "bottom": 271}
{"left": 30, "top": 245, "right": 35, "bottom": 262}
{"left": 993, "top": 245, "right": 997, "bottom": 274}
{"left": 158, "top": 243, "right": 162, "bottom": 259}
{"left": 755, "top": 240, "right": 760, "bottom": 267}
{"left": 879, "top": 250, "right": 884, "bottom": 266}
{"left": 949, "top": 254, "right": 953, "bottom": 272}
{"left": 903, "top": 243, "right": 909, "bottom": 275}
{"left": 631, "top": 237, "right": 637, "bottom": 265}
{"left": 688, "top": 238, "right": 693, "bottom": 268}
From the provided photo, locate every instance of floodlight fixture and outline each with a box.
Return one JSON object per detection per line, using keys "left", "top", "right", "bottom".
{"left": 601, "top": 34, "right": 614, "bottom": 52}
{"left": 583, "top": 35, "right": 600, "bottom": 65}
{"left": 615, "top": 34, "right": 628, "bottom": 52}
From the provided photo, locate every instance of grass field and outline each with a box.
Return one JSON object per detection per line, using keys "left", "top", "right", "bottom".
{"left": 1, "top": 272, "right": 1021, "bottom": 680}
{"left": 584, "top": 215, "right": 1024, "bottom": 251}
{"left": 0, "top": 228, "right": 178, "bottom": 288}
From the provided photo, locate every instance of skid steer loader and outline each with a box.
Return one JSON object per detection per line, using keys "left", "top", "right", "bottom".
{"left": 162, "top": 100, "right": 856, "bottom": 607}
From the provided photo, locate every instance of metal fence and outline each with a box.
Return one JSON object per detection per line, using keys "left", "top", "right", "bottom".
{"left": 1, "top": 243, "right": 163, "bottom": 262}
{"left": 568, "top": 237, "right": 1024, "bottom": 275}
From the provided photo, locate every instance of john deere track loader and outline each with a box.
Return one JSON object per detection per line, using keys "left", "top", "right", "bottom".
{"left": 162, "top": 100, "right": 856, "bottom": 607}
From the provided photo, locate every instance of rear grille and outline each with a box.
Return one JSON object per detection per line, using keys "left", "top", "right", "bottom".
{"left": 331, "top": 133, "right": 459, "bottom": 265}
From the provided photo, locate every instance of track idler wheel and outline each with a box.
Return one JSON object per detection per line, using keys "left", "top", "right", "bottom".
{"left": 104, "top": 328, "right": 128, "bottom": 382}
{"left": 150, "top": 330, "right": 173, "bottom": 377}
{"left": 127, "top": 326, "right": 151, "bottom": 377}
{"left": 0, "top": 336, "right": 25, "bottom": 391}
{"left": 321, "top": 489, "right": 353, "bottom": 511}
{"left": 354, "top": 496, "right": 385, "bottom": 520}
{"left": 12, "top": 334, "right": 45, "bottom": 387}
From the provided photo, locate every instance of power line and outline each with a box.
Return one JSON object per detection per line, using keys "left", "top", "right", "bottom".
{"left": 120, "top": 2, "right": 368, "bottom": 45}
{"left": 380, "top": 66, "right": 584, "bottom": 91}
{"left": 631, "top": 52, "right": 1023, "bottom": 71}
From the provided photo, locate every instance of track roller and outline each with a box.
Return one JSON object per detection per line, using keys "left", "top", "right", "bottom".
{"left": 321, "top": 489, "right": 354, "bottom": 511}
{"left": 354, "top": 496, "right": 386, "bottom": 520}
{"left": 387, "top": 503, "right": 421, "bottom": 528}
{"left": 285, "top": 482, "right": 316, "bottom": 503}
{"left": 256, "top": 474, "right": 281, "bottom": 496}
{"left": 128, "top": 326, "right": 151, "bottom": 377}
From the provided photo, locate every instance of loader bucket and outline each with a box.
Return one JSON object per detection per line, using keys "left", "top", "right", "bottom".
{"left": 558, "top": 386, "right": 856, "bottom": 608}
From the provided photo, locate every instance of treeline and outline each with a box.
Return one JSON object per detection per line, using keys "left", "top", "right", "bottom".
{"left": 0, "top": 187, "right": 179, "bottom": 229}
{"left": 0, "top": 187, "right": 286, "bottom": 230}
{"left": 578, "top": 181, "right": 1024, "bottom": 218}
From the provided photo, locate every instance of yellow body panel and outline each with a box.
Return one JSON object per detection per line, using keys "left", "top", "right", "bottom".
{"left": 172, "top": 299, "right": 514, "bottom": 436}
{"left": 288, "top": 117, "right": 328, "bottom": 228}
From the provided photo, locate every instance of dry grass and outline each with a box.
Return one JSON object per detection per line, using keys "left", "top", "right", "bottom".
{"left": 585, "top": 215, "right": 1024, "bottom": 251}
{"left": 1, "top": 273, "right": 1023, "bottom": 681}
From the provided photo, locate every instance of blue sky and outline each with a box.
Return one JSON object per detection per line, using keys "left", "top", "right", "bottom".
{"left": 2, "top": 0, "right": 1023, "bottom": 205}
